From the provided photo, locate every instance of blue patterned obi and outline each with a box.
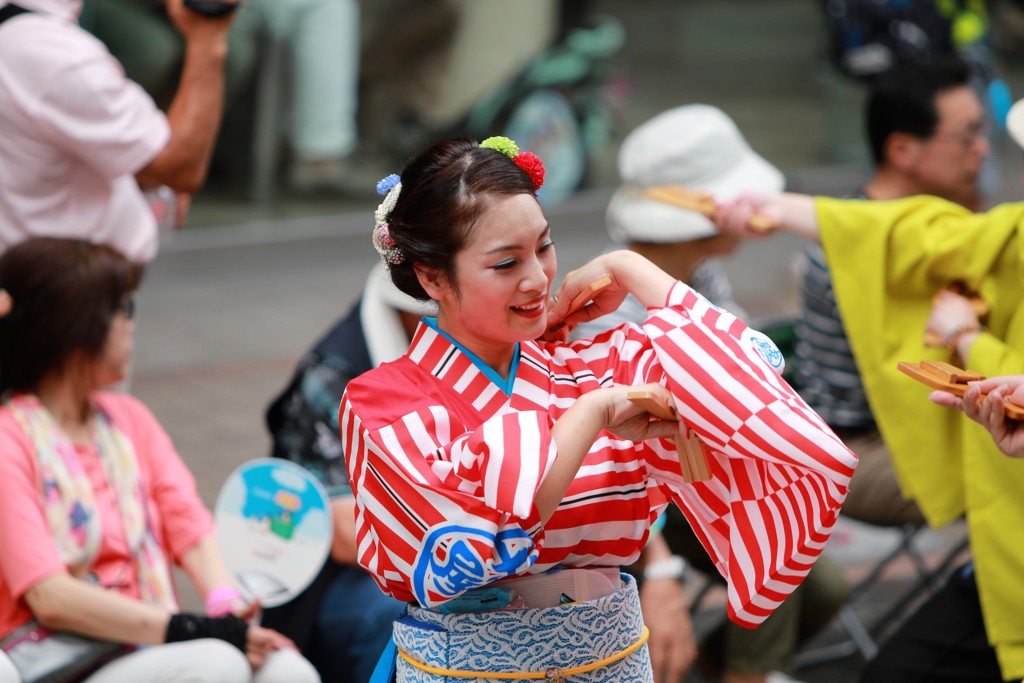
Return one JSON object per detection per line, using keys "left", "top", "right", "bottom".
{"left": 392, "top": 573, "right": 652, "bottom": 682}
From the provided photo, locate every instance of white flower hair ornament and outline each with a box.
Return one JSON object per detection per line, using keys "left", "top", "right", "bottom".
{"left": 372, "top": 174, "right": 404, "bottom": 269}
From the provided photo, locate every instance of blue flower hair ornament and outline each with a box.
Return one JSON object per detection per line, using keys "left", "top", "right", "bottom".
{"left": 376, "top": 173, "right": 400, "bottom": 197}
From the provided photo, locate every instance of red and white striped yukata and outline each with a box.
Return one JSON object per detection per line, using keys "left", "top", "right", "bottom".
{"left": 341, "top": 281, "right": 857, "bottom": 627}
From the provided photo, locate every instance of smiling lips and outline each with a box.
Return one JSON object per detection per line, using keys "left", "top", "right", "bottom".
{"left": 511, "top": 297, "right": 546, "bottom": 318}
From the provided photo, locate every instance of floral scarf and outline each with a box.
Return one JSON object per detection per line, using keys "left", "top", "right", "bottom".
{"left": 7, "top": 395, "right": 177, "bottom": 611}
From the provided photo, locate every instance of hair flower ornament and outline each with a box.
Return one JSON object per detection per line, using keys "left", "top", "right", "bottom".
{"left": 372, "top": 174, "right": 404, "bottom": 268}
{"left": 513, "top": 151, "right": 545, "bottom": 191}
{"left": 376, "top": 173, "right": 401, "bottom": 197}
{"left": 480, "top": 136, "right": 545, "bottom": 192}
{"left": 480, "top": 136, "right": 520, "bottom": 158}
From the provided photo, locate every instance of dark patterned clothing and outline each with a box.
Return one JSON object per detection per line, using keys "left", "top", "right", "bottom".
{"left": 265, "top": 301, "right": 371, "bottom": 497}
{"left": 262, "top": 298, "right": 405, "bottom": 681}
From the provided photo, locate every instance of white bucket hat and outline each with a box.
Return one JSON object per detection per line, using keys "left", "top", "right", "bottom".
{"left": 607, "top": 104, "right": 785, "bottom": 243}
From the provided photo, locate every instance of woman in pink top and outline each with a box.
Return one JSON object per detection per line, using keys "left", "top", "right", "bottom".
{"left": 0, "top": 239, "right": 319, "bottom": 683}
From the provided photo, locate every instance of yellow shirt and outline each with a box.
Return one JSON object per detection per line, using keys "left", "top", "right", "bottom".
{"left": 816, "top": 195, "right": 1024, "bottom": 678}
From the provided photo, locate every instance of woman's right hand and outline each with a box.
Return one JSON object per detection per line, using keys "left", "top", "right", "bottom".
{"left": 245, "top": 625, "right": 296, "bottom": 671}
{"left": 926, "top": 290, "right": 980, "bottom": 352}
{"left": 542, "top": 382, "right": 681, "bottom": 522}
{"left": 547, "top": 250, "right": 675, "bottom": 332}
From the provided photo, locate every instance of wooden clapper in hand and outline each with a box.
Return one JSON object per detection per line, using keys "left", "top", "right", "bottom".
{"left": 922, "top": 283, "right": 990, "bottom": 348}
{"left": 897, "top": 360, "right": 1024, "bottom": 420}
{"left": 627, "top": 390, "right": 712, "bottom": 483}
{"left": 643, "top": 185, "right": 776, "bottom": 233}
{"left": 545, "top": 276, "right": 614, "bottom": 338}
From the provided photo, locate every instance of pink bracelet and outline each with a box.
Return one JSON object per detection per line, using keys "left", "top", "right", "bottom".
{"left": 205, "top": 586, "right": 244, "bottom": 617}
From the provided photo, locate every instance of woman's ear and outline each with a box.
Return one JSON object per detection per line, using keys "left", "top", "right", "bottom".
{"left": 414, "top": 264, "right": 449, "bottom": 302}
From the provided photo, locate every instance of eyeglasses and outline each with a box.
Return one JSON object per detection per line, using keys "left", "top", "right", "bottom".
{"left": 117, "top": 295, "right": 135, "bottom": 320}
{"left": 929, "top": 122, "right": 988, "bottom": 147}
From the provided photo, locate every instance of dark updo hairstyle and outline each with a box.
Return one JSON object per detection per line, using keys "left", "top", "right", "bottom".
{"left": 0, "top": 238, "right": 143, "bottom": 395}
{"left": 384, "top": 138, "right": 538, "bottom": 300}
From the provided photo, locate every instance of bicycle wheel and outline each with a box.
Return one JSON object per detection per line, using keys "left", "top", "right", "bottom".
{"left": 502, "top": 88, "right": 587, "bottom": 207}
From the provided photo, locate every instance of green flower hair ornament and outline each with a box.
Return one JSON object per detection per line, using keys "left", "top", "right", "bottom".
{"left": 480, "top": 136, "right": 520, "bottom": 158}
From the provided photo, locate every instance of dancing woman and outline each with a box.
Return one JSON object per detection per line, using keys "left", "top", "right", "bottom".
{"left": 342, "top": 137, "right": 857, "bottom": 682}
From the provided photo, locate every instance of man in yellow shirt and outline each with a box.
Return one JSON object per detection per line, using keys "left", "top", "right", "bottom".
{"left": 709, "top": 99, "right": 1024, "bottom": 682}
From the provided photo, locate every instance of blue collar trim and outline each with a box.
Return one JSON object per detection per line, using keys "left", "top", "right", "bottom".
{"left": 424, "top": 318, "right": 519, "bottom": 396}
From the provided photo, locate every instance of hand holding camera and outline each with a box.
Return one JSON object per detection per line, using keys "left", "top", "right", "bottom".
{"left": 165, "top": 0, "right": 239, "bottom": 49}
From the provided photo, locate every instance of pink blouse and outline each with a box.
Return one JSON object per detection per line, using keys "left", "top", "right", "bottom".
{"left": 0, "top": 392, "right": 213, "bottom": 637}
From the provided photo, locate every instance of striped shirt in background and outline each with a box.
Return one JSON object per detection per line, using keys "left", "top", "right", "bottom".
{"left": 794, "top": 191, "right": 874, "bottom": 430}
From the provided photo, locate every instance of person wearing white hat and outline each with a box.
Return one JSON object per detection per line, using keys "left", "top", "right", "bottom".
{"left": 709, "top": 89, "right": 1024, "bottom": 683}
{"left": 261, "top": 263, "right": 436, "bottom": 682}
{"left": 590, "top": 103, "right": 786, "bottom": 329}
{"left": 575, "top": 104, "right": 848, "bottom": 683}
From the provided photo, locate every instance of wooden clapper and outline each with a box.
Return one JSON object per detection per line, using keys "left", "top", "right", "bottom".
{"left": 897, "top": 359, "right": 1024, "bottom": 420}
{"left": 627, "top": 390, "right": 712, "bottom": 483}
{"left": 643, "top": 184, "right": 776, "bottom": 233}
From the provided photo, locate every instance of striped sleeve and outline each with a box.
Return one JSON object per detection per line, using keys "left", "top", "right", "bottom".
{"left": 340, "top": 394, "right": 554, "bottom": 606}
{"left": 618, "top": 282, "right": 857, "bottom": 627}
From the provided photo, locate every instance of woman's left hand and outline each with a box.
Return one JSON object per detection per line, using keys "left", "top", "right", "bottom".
{"left": 598, "top": 382, "right": 682, "bottom": 443}
{"left": 640, "top": 577, "right": 695, "bottom": 682}
{"left": 545, "top": 252, "right": 628, "bottom": 336}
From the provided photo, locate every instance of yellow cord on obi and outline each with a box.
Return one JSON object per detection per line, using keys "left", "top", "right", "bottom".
{"left": 396, "top": 626, "right": 649, "bottom": 681}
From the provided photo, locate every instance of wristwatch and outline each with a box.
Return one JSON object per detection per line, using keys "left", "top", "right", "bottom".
{"left": 642, "top": 554, "right": 688, "bottom": 582}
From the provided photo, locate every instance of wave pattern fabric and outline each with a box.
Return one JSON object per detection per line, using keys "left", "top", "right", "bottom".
{"left": 393, "top": 574, "right": 651, "bottom": 683}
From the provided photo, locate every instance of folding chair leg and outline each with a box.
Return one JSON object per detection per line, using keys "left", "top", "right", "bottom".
{"left": 837, "top": 604, "right": 879, "bottom": 660}
{"left": 793, "top": 523, "right": 969, "bottom": 671}
{"left": 793, "top": 604, "right": 878, "bottom": 668}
